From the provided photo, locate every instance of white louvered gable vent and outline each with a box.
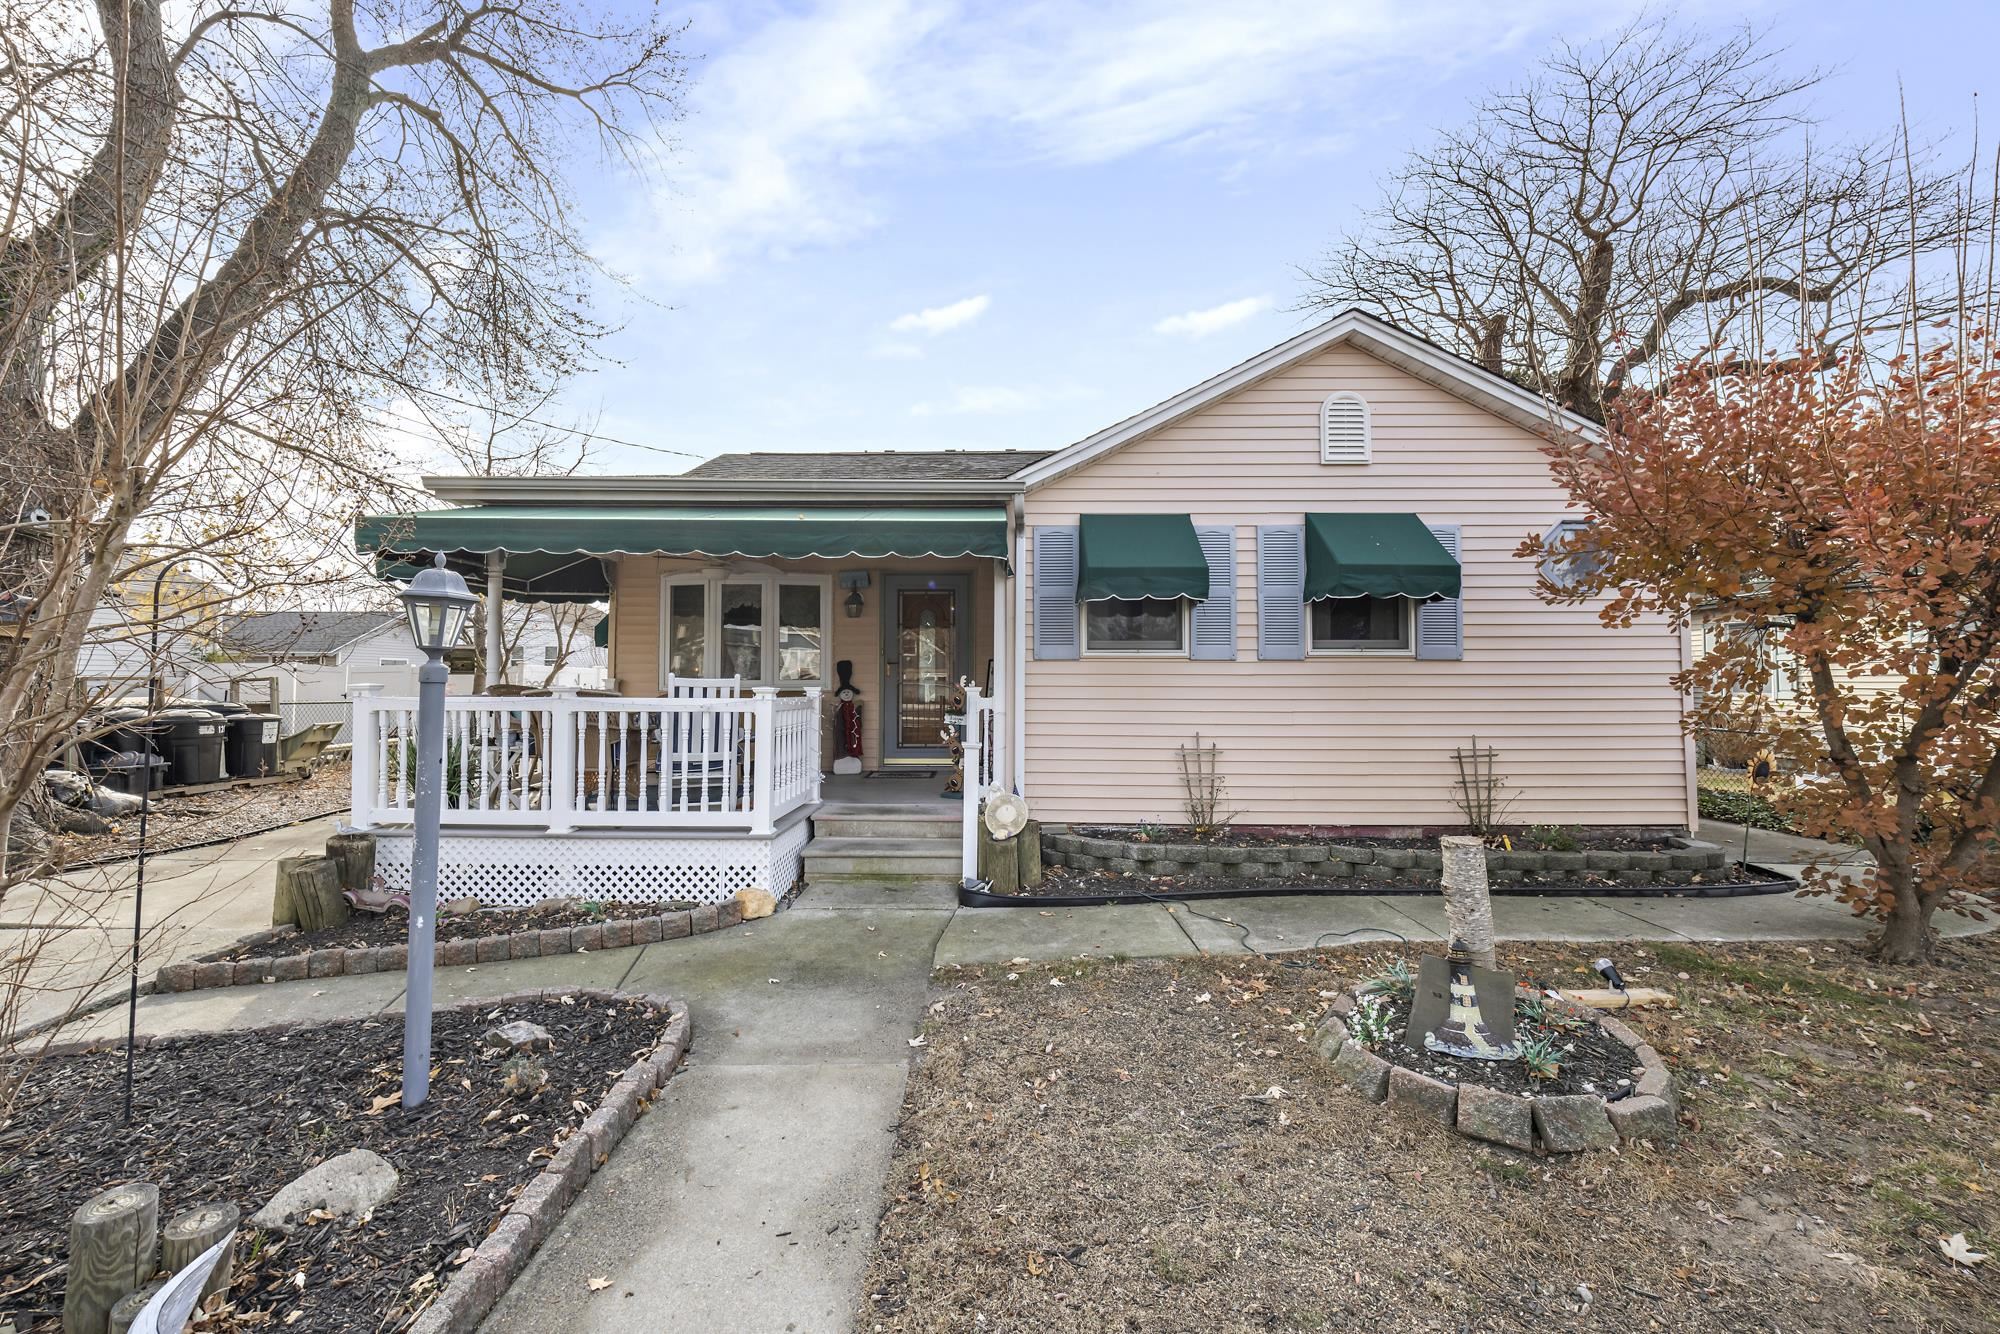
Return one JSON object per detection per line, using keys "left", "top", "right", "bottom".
{"left": 1320, "top": 393, "right": 1371, "bottom": 465}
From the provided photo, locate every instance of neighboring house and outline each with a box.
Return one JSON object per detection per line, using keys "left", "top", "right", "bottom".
{"left": 352, "top": 309, "right": 1691, "bottom": 902}
{"left": 217, "top": 607, "right": 608, "bottom": 707}
{"left": 77, "top": 573, "right": 232, "bottom": 702}
{"left": 214, "top": 609, "right": 414, "bottom": 701}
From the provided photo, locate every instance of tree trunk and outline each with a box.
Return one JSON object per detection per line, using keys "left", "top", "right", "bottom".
{"left": 1439, "top": 835, "right": 1496, "bottom": 970}
{"left": 274, "top": 856, "right": 349, "bottom": 931}
{"left": 64, "top": 1182, "right": 159, "bottom": 1334}
{"left": 1869, "top": 873, "right": 1936, "bottom": 963}
{"left": 161, "top": 1201, "right": 238, "bottom": 1301}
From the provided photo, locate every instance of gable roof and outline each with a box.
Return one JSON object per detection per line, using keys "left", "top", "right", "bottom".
{"left": 1015, "top": 308, "right": 1601, "bottom": 490}
{"left": 683, "top": 450, "right": 1050, "bottom": 481}
{"left": 214, "top": 609, "right": 400, "bottom": 658}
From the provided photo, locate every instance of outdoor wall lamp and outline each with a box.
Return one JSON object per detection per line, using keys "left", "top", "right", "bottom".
{"left": 839, "top": 569, "right": 870, "bottom": 619}
{"left": 395, "top": 553, "right": 477, "bottom": 1107}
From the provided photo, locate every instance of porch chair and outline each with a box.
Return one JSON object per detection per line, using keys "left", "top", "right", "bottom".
{"left": 662, "top": 675, "right": 743, "bottom": 809}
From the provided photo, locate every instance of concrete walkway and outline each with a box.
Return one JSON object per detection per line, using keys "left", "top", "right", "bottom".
{"left": 24, "top": 818, "right": 1987, "bottom": 1334}
{"left": 1, "top": 816, "right": 344, "bottom": 1035}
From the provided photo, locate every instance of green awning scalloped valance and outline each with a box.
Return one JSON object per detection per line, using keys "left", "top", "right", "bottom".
{"left": 1076, "top": 513, "right": 1210, "bottom": 602}
{"left": 1302, "top": 513, "right": 1460, "bottom": 601}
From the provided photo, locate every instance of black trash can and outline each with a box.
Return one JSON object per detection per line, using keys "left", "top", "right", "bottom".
{"left": 225, "top": 712, "right": 281, "bottom": 779}
{"left": 83, "top": 706, "right": 155, "bottom": 770}
{"left": 100, "top": 755, "right": 169, "bottom": 795}
{"left": 157, "top": 708, "right": 225, "bottom": 787}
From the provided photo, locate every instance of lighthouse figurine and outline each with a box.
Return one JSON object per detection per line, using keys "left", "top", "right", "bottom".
{"left": 1406, "top": 939, "right": 1519, "bottom": 1060}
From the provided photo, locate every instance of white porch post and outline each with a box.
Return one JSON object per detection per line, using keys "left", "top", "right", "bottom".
{"left": 485, "top": 551, "right": 506, "bottom": 686}
{"left": 750, "top": 687, "right": 777, "bottom": 834}
{"left": 960, "top": 684, "right": 983, "bottom": 884}
{"left": 989, "top": 559, "right": 1007, "bottom": 794}
{"left": 349, "top": 684, "right": 381, "bottom": 830}
{"left": 806, "top": 687, "right": 824, "bottom": 805}
{"left": 1010, "top": 512, "right": 1028, "bottom": 799}
{"left": 545, "top": 688, "right": 577, "bottom": 833}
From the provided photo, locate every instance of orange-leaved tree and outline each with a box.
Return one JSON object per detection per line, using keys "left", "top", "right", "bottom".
{"left": 1523, "top": 341, "right": 2000, "bottom": 962}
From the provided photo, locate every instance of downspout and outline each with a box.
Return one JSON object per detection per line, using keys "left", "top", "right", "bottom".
{"left": 1011, "top": 494, "right": 1028, "bottom": 799}
{"left": 485, "top": 551, "right": 506, "bottom": 688}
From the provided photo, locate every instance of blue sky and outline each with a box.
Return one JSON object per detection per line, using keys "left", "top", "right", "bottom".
{"left": 509, "top": 0, "right": 2000, "bottom": 476}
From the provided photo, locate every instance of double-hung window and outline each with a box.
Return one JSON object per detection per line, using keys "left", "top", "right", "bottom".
{"left": 661, "top": 574, "right": 831, "bottom": 687}
{"left": 1083, "top": 597, "right": 1185, "bottom": 653}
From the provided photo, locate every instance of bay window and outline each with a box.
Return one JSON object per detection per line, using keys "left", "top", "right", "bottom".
{"left": 660, "top": 574, "right": 830, "bottom": 687}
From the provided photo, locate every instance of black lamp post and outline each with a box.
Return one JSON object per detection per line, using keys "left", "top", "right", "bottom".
{"left": 396, "top": 553, "right": 478, "bottom": 1108}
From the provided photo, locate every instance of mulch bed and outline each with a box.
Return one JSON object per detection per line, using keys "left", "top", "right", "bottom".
{"left": 56, "top": 759, "right": 353, "bottom": 866}
{"left": 207, "top": 897, "right": 699, "bottom": 961}
{"left": 0, "top": 995, "right": 664, "bottom": 1333}
{"left": 1363, "top": 991, "right": 1635, "bottom": 1097}
{"left": 1076, "top": 824, "right": 1678, "bottom": 852}
{"left": 862, "top": 935, "right": 2000, "bottom": 1333}
{"left": 1012, "top": 863, "right": 1788, "bottom": 899}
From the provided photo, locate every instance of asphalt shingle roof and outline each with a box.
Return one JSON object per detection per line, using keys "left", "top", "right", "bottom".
{"left": 680, "top": 450, "right": 1049, "bottom": 481}
{"left": 215, "top": 610, "right": 400, "bottom": 657}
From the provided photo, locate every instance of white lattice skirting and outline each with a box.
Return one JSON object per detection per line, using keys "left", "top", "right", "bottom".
{"left": 371, "top": 814, "right": 810, "bottom": 909}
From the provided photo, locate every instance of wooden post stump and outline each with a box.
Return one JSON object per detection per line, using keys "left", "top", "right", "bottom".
{"left": 274, "top": 856, "right": 349, "bottom": 932}
{"left": 161, "top": 1202, "right": 238, "bottom": 1302}
{"left": 107, "top": 1280, "right": 165, "bottom": 1334}
{"left": 1017, "top": 819, "right": 1044, "bottom": 887}
{"left": 64, "top": 1182, "right": 159, "bottom": 1334}
{"left": 979, "top": 826, "right": 1019, "bottom": 896}
{"left": 323, "top": 832, "right": 376, "bottom": 895}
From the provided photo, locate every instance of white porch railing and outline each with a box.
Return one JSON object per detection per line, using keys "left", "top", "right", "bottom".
{"left": 351, "top": 687, "right": 823, "bottom": 835}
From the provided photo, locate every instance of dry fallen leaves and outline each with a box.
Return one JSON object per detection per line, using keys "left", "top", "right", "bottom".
{"left": 587, "top": 1275, "right": 612, "bottom": 1291}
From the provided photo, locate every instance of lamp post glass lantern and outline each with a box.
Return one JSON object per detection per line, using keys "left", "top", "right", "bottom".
{"left": 397, "top": 554, "right": 478, "bottom": 1108}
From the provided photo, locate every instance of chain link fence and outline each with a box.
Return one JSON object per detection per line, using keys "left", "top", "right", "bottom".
{"left": 278, "top": 700, "right": 353, "bottom": 746}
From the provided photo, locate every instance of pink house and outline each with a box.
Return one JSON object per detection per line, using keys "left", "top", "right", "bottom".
{"left": 352, "top": 311, "right": 1691, "bottom": 903}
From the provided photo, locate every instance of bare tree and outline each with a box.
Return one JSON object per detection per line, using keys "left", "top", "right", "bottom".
{"left": 1303, "top": 17, "right": 1968, "bottom": 416}
{"left": 0, "top": 0, "right": 685, "bottom": 874}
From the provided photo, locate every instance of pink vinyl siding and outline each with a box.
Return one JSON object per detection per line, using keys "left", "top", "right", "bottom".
{"left": 1022, "top": 342, "right": 1692, "bottom": 829}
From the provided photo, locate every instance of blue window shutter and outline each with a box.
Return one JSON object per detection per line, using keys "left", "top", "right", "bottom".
{"left": 1416, "top": 523, "right": 1463, "bottom": 660}
{"left": 1189, "top": 526, "right": 1236, "bottom": 660}
{"left": 1032, "top": 525, "right": 1080, "bottom": 660}
{"left": 1256, "top": 525, "right": 1305, "bottom": 660}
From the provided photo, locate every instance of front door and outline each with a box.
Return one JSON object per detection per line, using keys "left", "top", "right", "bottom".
{"left": 881, "top": 574, "right": 971, "bottom": 762}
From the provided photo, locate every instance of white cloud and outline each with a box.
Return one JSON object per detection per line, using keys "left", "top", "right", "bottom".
{"left": 890, "top": 294, "right": 990, "bottom": 335}
{"left": 1153, "top": 295, "right": 1273, "bottom": 337}
{"left": 608, "top": 0, "right": 1619, "bottom": 283}
{"left": 910, "top": 385, "right": 1033, "bottom": 417}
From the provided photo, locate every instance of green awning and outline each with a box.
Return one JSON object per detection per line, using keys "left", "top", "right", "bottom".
{"left": 1077, "top": 513, "right": 1210, "bottom": 602}
{"left": 358, "top": 504, "right": 1010, "bottom": 601}
{"left": 1303, "top": 513, "right": 1460, "bottom": 601}
{"left": 592, "top": 613, "right": 609, "bottom": 648}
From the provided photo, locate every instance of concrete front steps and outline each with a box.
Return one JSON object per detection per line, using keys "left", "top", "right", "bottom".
{"left": 804, "top": 804, "right": 962, "bottom": 890}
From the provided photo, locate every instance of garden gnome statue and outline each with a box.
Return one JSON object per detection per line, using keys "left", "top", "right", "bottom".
{"left": 832, "top": 659, "right": 864, "bottom": 776}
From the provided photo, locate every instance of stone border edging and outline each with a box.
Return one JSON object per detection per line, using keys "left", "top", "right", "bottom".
{"left": 153, "top": 901, "right": 748, "bottom": 995}
{"left": 1310, "top": 991, "right": 1679, "bottom": 1153}
{"left": 1045, "top": 830, "right": 1731, "bottom": 888}
{"left": 35, "top": 987, "right": 694, "bottom": 1334}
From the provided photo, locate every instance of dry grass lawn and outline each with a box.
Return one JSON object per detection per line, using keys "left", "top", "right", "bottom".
{"left": 859, "top": 932, "right": 2000, "bottom": 1333}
